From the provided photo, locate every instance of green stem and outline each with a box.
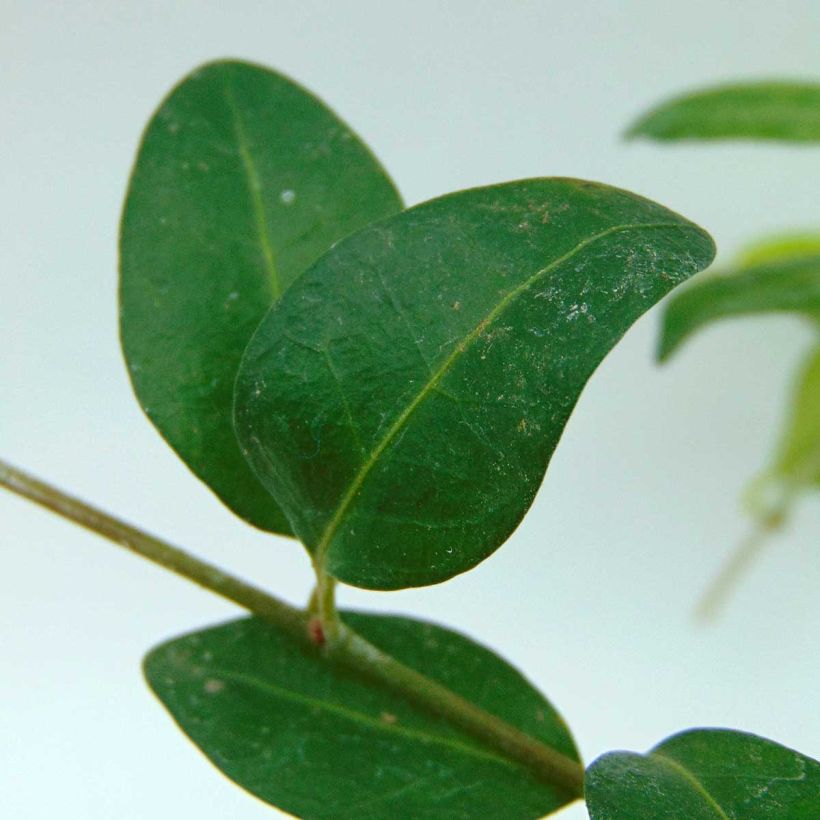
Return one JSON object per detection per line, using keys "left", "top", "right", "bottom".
{"left": 0, "top": 460, "right": 305, "bottom": 637}
{"left": 0, "top": 458, "right": 583, "bottom": 797}
{"left": 311, "top": 566, "right": 340, "bottom": 640}
{"left": 695, "top": 518, "right": 781, "bottom": 622}
{"left": 332, "top": 623, "right": 583, "bottom": 793}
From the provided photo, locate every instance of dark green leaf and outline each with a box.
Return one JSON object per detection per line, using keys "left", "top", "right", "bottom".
{"left": 234, "top": 178, "right": 715, "bottom": 589}
{"left": 585, "top": 728, "right": 820, "bottom": 818}
{"left": 144, "top": 612, "right": 579, "bottom": 819}
{"left": 658, "top": 253, "right": 820, "bottom": 361}
{"left": 120, "top": 60, "right": 402, "bottom": 533}
{"left": 627, "top": 81, "right": 820, "bottom": 143}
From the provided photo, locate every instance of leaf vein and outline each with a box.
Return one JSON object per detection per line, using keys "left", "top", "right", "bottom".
{"left": 223, "top": 78, "right": 281, "bottom": 298}
{"left": 652, "top": 752, "right": 730, "bottom": 819}
{"left": 324, "top": 349, "right": 367, "bottom": 457}
{"left": 208, "top": 667, "right": 516, "bottom": 767}
{"left": 314, "top": 221, "right": 677, "bottom": 570}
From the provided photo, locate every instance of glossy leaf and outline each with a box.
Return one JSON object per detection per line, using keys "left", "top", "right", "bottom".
{"left": 585, "top": 728, "right": 820, "bottom": 818}
{"left": 144, "top": 612, "right": 580, "bottom": 819}
{"left": 235, "top": 178, "right": 715, "bottom": 589}
{"left": 627, "top": 81, "right": 820, "bottom": 143}
{"left": 658, "top": 253, "right": 820, "bottom": 361}
{"left": 120, "top": 60, "right": 402, "bottom": 533}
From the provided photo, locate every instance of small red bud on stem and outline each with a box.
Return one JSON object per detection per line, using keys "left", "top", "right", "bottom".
{"left": 307, "top": 616, "right": 325, "bottom": 646}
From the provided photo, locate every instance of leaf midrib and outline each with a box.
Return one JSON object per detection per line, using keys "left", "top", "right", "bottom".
{"left": 315, "top": 220, "right": 677, "bottom": 570}
{"left": 223, "top": 78, "right": 282, "bottom": 298}
{"left": 651, "top": 751, "right": 730, "bottom": 819}
{"left": 206, "top": 666, "right": 516, "bottom": 768}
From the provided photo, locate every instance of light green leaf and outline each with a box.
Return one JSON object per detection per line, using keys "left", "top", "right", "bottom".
{"left": 658, "top": 253, "right": 820, "bottom": 361}
{"left": 120, "top": 60, "right": 402, "bottom": 533}
{"left": 627, "top": 81, "right": 820, "bottom": 143}
{"left": 771, "top": 344, "right": 820, "bottom": 488}
{"left": 234, "top": 178, "right": 715, "bottom": 589}
{"left": 585, "top": 728, "right": 820, "bottom": 818}
{"left": 659, "top": 238, "right": 820, "bottom": 617}
{"left": 144, "top": 612, "right": 580, "bottom": 819}
{"left": 736, "top": 233, "right": 820, "bottom": 268}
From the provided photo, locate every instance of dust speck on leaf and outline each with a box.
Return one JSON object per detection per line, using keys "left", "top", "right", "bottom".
{"left": 204, "top": 678, "right": 225, "bottom": 695}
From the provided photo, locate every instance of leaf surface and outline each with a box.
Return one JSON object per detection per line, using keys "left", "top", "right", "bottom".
{"left": 120, "top": 60, "right": 402, "bottom": 533}
{"left": 235, "top": 178, "right": 715, "bottom": 588}
{"left": 627, "top": 81, "right": 820, "bottom": 143}
{"left": 585, "top": 728, "right": 820, "bottom": 818}
{"left": 144, "top": 612, "right": 579, "bottom": 819}
{"left": 658, "top": 252, "right": 820, "bottom": 361}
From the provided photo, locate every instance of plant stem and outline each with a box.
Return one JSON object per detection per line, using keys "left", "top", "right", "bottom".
{"left": 332, "top": 623, "right": 584, "bottom": 793}
{"left": 0, "top": 458, "right": 584, "bottom": 797}
{"left": 0, "top": 460, "right": 305, "bottom": 638}
{"left": 695, "top": 518, "right": 780, "bottom": 622}
{"left": 313, "top": 569, "right": 340, "bottom": 637}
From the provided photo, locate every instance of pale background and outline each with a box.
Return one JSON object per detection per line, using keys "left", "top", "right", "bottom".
{"left": 2, "top": 1, "right": 819, "bottom": 818}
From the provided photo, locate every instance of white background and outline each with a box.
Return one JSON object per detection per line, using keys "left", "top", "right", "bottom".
{"left": 2, "top": 2, "right": 819, "bottom": 817}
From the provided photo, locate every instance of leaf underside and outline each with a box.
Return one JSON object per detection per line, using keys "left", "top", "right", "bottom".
{"left": 627, "top": 81, "right": 820, "bottom": 143}
{"left": 144, "top": 612, "right": 579, "bottom": 819}
{"left": 119, "top": 59, "right": 402, "bottom": 534}
{"left": 235, "top": 178, "right": 715, "bottom": 589}
{"left": 585, "top": 728, "right": 820, "bottom": 818}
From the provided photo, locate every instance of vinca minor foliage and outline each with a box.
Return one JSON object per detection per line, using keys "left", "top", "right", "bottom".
{"left": 1, "top": 61, "right": 817, "bottom": 818}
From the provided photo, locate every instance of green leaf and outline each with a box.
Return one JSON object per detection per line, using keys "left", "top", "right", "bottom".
{"left": 627, "top": 81, "right": 820, "bottom": 143}
{"left": 658, "top": 253, "right": 820, "bottom": 361}
{"left": 144, "top": 612, "right": 579, "bottom": 819}
{"left": 771, "top": 344, "right": 820, "bottom": 488}
{"left": 120, "top": 60, "right": 402, "bottom": 533}
{"left": 234, "top": 178, "right": 715, "bottom": 589}
{"left": 659, "top": 238, "right": 820, "bottom": 616}
{"left": 740, "top": 342, "right": 820, "bottom": 528}
{"left": 585, "top": 728, "right": 820, "bottom": 818}
{"left": 736, "top": 233, "right": 820, "bottom": 268}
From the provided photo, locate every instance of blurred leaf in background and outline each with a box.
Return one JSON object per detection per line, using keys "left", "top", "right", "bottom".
{"left": 628, "top": 81, "right": 820, "bottom": 615}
